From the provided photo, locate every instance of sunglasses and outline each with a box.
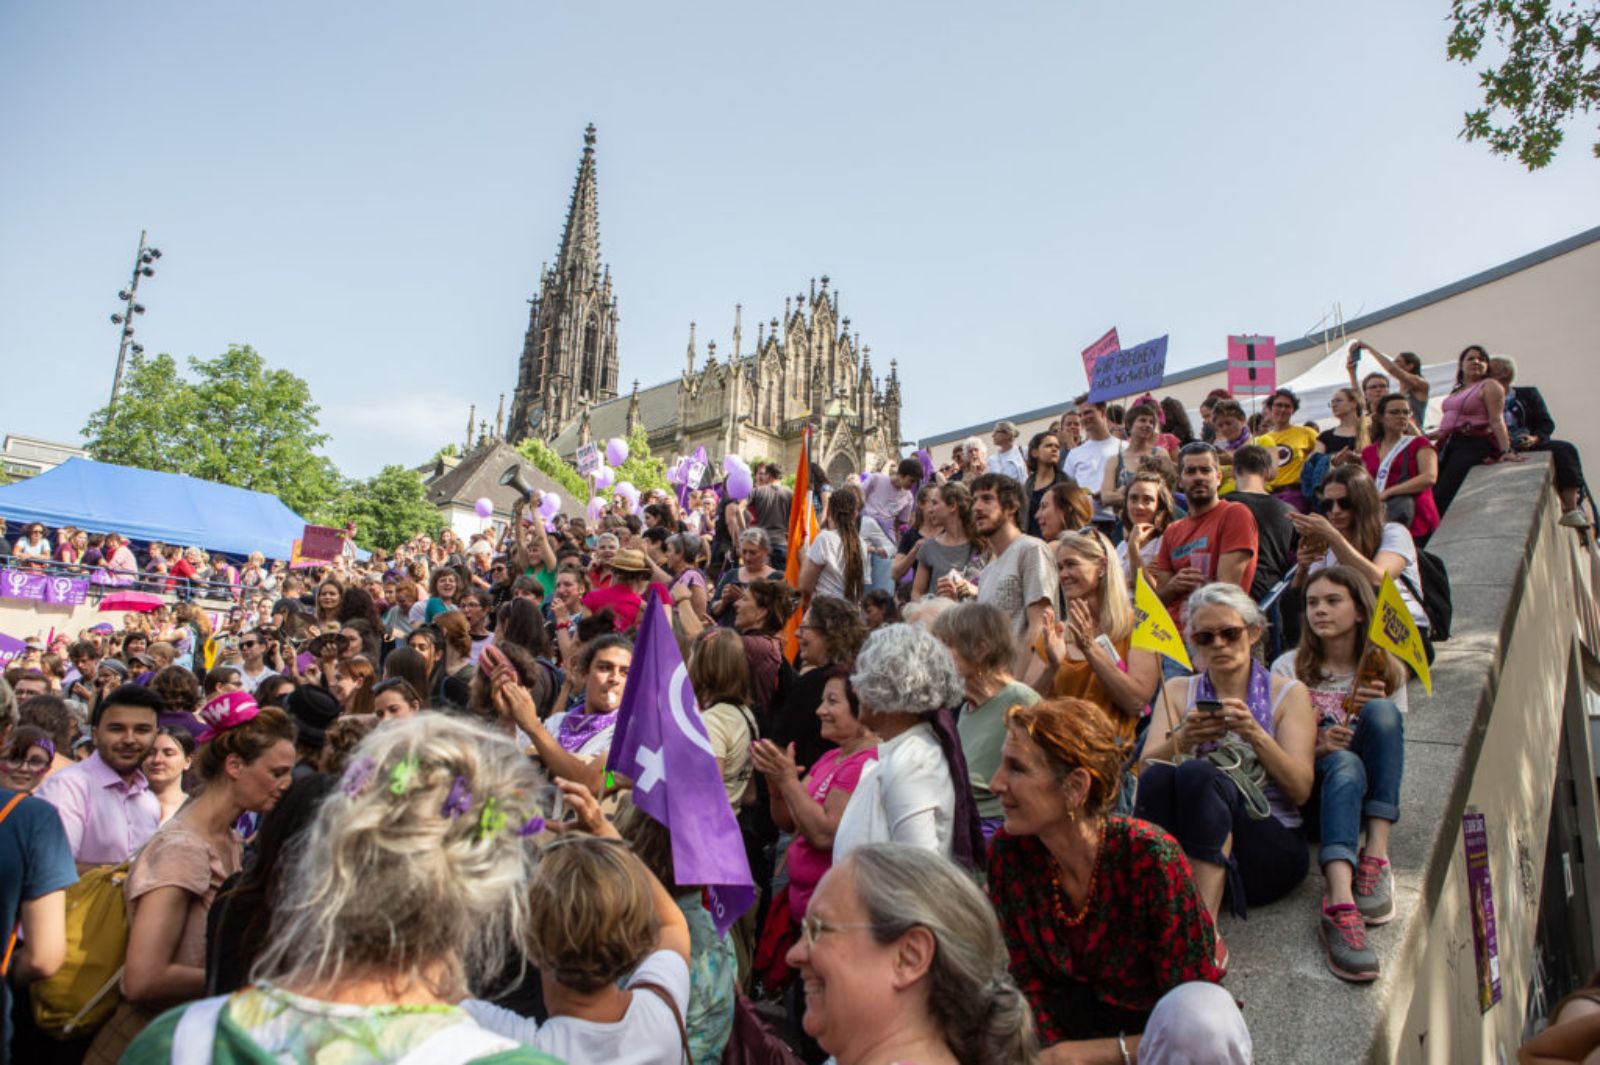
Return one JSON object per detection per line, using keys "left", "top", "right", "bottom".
{"left": 239, "top": 640, "right": 259, "bottom": 649}
{"left": 1191, "top": 625, "right": 1248, "bottom": 647}
{"left": 1318, "top": 496, "right": 1355, "bottom": 514}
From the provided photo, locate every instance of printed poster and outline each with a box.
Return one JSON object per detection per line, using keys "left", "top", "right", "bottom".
{"left": 1462, "top": 809, "right": 1502, "bottom": 1011}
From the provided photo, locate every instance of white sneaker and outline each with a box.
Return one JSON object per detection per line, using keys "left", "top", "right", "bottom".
{"left": 1559, "top": 509, "right": 1593, "bottom": 529}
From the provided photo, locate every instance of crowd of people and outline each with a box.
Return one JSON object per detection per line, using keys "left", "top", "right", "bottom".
{"left": 0, "top": 340, "right": 1592, "bottom": 1065}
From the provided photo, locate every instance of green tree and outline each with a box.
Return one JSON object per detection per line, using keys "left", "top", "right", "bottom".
{"left": 610, "top": 427, "right": 670, "bottom": 496}
{"left": 1449, "top": 0, "right": 1600, "bottom": 168}
{"left": 515, "top": 437, "right": 591, "bottom": 502}
{"left": 84, "top": 345, "right": 341, "bottom": 517}
{"left": 326, "top": 465, "right": 441, "bottom": 551}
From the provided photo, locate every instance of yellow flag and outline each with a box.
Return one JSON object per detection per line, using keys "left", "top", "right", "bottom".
{"left": 1369, "top": 575, "right": 1431, "bottom": 693}
{"left": 1131, "top": 573, "right": 1192, "bottom": 671}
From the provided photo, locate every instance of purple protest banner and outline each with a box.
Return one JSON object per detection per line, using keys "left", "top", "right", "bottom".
{"left": 43, "top": 576, "right": 89, "bottom": 605}
{"left": 1, "top": 571, "right": 47, "bottom": 602}
{"left": 1462, "top": 810, "right": 1502, "bottom": 1011}
{"left": 0, "top": 632, "right": 27, "bottom": 667}
{"left": 607, "top": 591, "right": 756, "bottom": 934}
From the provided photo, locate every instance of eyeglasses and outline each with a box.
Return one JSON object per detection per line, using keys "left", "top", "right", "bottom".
{"left": 1191, "top": 625, "right": 1247, "bottom": 647}
{"left": 4, "top": 754, "right": 50, "bottom": 772}
{"left": 798, "top": 915, "right": 883, "bottom": 949}
{"left": 1318, "top": 496, "right": 1355, "bottom": 513}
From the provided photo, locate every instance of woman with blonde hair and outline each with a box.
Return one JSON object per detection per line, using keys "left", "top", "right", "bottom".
{"left": 465, "top": 779, "right": 692, "bottom": 1065}
{"left": 689, "top": 628, "right": 758, "bottom": 808}
{"left": 1032, "top": 532, "right": 1161, "bottom": 741}
{"left": 788, "top": 843, "right": 1037, "bottom": 1065}
{"left": 123, "top": 715, "right": 560, "bottom": 1065}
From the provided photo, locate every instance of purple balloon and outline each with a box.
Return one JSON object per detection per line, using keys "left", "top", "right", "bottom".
{"left": 723, "top": 454, "right": 748, "bottom": 476}
{"left": 615, "top": 481, "right": 639, "bottom": 507}
{"left": 587, "top": 498, "right": 606, "bottom": 522}
{"left": 606, "top": 437, "right": 630, "bottom": 467}
{"left": 474, "top": 497, "right": 494, "bottom": 518}
{"left": 726, "top": 467, "right": 753, "bottom": 500}
{"left": 592, "top": 465, "right": 615, "bottom": 490}
{"left": 538, "top": 492, "right": 561, "bottom": 519}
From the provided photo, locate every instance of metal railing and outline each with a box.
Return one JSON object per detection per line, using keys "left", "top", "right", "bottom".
{"left": 0, "top": 555, "right": 245, "bottom": 605}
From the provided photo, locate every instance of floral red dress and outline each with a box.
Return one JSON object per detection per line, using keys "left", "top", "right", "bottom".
{"left": 987, "top": 816, "right": 1224, "bottom": 1042}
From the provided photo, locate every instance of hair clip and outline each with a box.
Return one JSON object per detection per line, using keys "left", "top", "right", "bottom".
{"left": 517, "top": 815, "right": 546, "bottom": 837}
{"left": 476, "top": 796, "right": 508, "bottom": 841}
{"left": 442, "top": 776, "right": 472, "bottom": 818}
{"left": 342, "top": 757, "right": 377, "bottom": 797}
{"left": 389, "top": 756, "right": 420, "bottom": 795}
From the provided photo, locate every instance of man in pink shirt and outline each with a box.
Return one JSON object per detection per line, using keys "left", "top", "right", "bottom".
{"left": 861, "top": 457, "right": 925, "bottom": 541}
{"left": 34, "top": 684, "right": 161, "bottom": 869}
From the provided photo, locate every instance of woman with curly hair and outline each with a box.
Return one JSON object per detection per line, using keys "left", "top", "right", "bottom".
{"left": 770, "top": 595, "right": 868, "bottom": 772}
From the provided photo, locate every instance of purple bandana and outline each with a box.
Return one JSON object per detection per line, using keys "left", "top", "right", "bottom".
{"left": 1194, "top": 661, "right": 1274, "bottom": 754}
{"left": 556, "top": 704, "right": 619, "bottom": 754}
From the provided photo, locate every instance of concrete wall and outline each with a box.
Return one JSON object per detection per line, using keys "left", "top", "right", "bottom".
{"left": 1228, "top": 456, "right": 1600, "bottom": 1062}
{"left": 917, "top": 230, "right": 1600, "bottom": 470}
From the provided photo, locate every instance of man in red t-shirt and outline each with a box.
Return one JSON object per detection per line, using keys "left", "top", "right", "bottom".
{"left": 1150, "top": 442, "right": 1260, "bottom": 621}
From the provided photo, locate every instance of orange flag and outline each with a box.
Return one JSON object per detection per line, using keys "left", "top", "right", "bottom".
{"left": 781, "top": 427, "right": 820, "bottom": 660}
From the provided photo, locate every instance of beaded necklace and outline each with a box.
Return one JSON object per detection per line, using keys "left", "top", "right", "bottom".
{"left": 1049, "top": 819, "right": 1105, "bottom": 928}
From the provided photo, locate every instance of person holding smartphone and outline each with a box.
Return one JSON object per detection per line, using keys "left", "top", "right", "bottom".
{"left": 1136, "top": 582, "right": 1316, "bottom": 933}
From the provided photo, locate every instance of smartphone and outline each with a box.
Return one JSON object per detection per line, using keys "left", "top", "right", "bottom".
{"left": 538, "top": 782, "right": 567, "bottom": 823}
{"left": 1195, "top": 699, "right": 1224, "bottom": 718}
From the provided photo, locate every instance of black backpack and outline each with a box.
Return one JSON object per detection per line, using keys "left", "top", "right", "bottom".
{"left": 1399, "top": 549, "right": 1452, "bottom": 641}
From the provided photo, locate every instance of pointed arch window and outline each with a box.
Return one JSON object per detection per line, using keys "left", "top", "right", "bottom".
{"left": 581, "top": 318, "right": 599, "bottom": 394}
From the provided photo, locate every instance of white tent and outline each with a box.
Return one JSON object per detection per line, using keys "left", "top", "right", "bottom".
{"left": 1269, "top": 341, "right": 1457, "bottom": 431}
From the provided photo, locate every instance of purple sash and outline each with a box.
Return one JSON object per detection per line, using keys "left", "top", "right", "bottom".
{"left": 557, "top": 705, "right": 619, "bottom": 753}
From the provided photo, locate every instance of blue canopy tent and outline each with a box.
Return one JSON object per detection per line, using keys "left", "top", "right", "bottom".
{"left": 0, "top": 458, "right": 313, "bottom": 560}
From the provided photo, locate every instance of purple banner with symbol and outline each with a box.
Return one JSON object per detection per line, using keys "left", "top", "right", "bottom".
{"left": 1462, "top": 810, "right": 1502, "bottom": 1012}
{"left": 1, "top": 571, "right": 89, "bottom": 605}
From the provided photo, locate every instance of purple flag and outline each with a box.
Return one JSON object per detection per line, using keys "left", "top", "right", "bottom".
{"left": 0, "top": 632, "right": 27, "bottom": 667}
{"left": 1, "top": 572, "right": 46, "bottom": 601}
{"left": 607, "top": 591, "right": 756, "bottom": 934}
{"left": 43, "top": 576, "right": 89, "bottom": 605}
{"left": 915, "top": 448, "right": 934, "bottom": 481}
{"left": 675, "top": 445, "right": 709, "bottom": 512}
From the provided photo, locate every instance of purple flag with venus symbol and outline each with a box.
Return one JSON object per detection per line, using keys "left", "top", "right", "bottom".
{"left": 607, "top": 591, "right": 755, "bottom": 935}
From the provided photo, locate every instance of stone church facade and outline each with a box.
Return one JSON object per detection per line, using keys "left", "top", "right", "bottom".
{"left": 508, "top": 126, "right": 902, "bottom": 483}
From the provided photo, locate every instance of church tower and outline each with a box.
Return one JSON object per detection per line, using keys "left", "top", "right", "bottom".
{"left": 509, "top": 124, "right": 621, "bottom": 443}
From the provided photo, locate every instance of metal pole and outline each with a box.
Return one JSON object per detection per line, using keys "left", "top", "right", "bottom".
{"left": 107, "top": 229, "right": 149, "bottom": 415}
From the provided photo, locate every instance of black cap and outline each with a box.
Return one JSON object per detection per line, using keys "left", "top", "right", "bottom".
{"left": 283, "top": 685, "right": 341, "bottom": 749}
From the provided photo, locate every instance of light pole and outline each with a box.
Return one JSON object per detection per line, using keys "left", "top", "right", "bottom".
{"left": 107, "top": 230, "right": 162, "bottom": 414}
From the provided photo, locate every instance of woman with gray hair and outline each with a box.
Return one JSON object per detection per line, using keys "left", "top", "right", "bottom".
{"left": 707, "top": 527, "right": 778, "bottom": 628}
{"left": 834, "top": 624, "right": 985, "bottom": 870}
{"left": 787, "top": 843, "right": 1037, "bottom": 1065}
{"left": 1136, "top": 582, "right": 1316, "bottom": 930}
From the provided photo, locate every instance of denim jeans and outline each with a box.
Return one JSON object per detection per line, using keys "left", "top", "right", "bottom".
{"left": 1312, "top": 698, "right": 1404, "bottom": 870}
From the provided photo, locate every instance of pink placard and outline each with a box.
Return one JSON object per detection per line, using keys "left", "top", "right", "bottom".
{"left": 1080, "top": 328, "right": 1120, "bottom": 384}
{"left": 1227, "top": 335, "right": 1276, "bottom": 396}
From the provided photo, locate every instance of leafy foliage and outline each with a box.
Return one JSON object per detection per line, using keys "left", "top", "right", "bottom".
{"left": 1449, "top": 0, "right": 1600, "bottom": 168}
{"left": 325, "top": 465, "right": 440, "bottom": 551}
{"left": 83, "top": 345, "right": 340, "bottom": 518}
{"left": 610, "top": 427, "right": 670, "bottom": 496}
{"left": 516, "top": 437, "right": 591, "bottom": 502}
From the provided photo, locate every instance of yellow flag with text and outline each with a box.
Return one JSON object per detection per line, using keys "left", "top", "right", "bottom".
{"left": 1369, "top": 575, "right": 1432, "bottom": 693}
{"left": 1131, "top": 573, "right": 1192, "bottom": 671}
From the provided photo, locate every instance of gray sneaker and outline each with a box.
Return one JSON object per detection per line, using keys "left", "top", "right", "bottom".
{"left": 1321, "top": 901, "right": 1379, "bottom": 982}
{"left": 1354, "top": 854, "right": 1395, "bottom": 925}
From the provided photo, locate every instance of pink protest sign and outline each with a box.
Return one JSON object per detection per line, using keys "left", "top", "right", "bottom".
{"left": 1080, "top": 328, "right": 1120, "bottom": 384}
{"left": 300, "top": 524, "right": 345, "bottom": 561}
{"left": 1227, "top": 335, "right": 1276, "bottom": 396}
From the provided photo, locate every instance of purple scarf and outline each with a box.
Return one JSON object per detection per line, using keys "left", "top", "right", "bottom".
{"left": 927, "top": 707, "right": 986, "bottom": 873}
{"left": 1193, "top": 661, "right": 1273, "bottom": 754}
{"left": 557, "top": 704, "right": 619, "bottom": 753}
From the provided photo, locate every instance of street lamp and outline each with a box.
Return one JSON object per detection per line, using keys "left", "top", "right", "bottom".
{"left": 107, "top": 230, "right": 162, "bottom": 414}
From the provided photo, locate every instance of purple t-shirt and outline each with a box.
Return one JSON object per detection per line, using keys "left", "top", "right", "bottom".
{"left": 861, "top": 473, "right": 912, "bottom": 540}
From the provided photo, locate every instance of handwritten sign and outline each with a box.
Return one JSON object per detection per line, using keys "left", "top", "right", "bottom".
{"left": 1088, "top": 335, "right": 1168, "bottom": 403}
{"left": 1227, "top": 335, "right": 1277, "bottom": 396}
{"left": 1080, "top": 327, "right": 1121, "bottom": 385}
{"left": 300, "top": 524, "right": 345, "bottom": 562}
{"left": 576, "top": 443, "right": 601, "bottom": 476}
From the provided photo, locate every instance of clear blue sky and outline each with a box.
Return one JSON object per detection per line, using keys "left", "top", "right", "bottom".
{"left": 2, "top": 2, "right": 1595, "bottom": 477}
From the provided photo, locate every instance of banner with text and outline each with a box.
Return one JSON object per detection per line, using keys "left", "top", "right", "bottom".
{"left": 576, "top": 443, "right": 601, "bottom": 476}
{"left": 1227, "top": 334, "right": 1277, "bottom": 396}
{"left": 1, "top": 571, "right": 90, "bottom": 606}
{"left": 1080, "top": 327, "right": 1121, "bottom": 385}
{"left": 299, "top": 524, "right": 346, "bottom": 562}
{"left": 1462, "top": 810, "right": 1503, "bottom": 1012}
{"left": 0, "top": 632, "right": 27, "bottom": 667}
{"left": 1088, "top": 335, "right": 1168, "bottom": 403}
